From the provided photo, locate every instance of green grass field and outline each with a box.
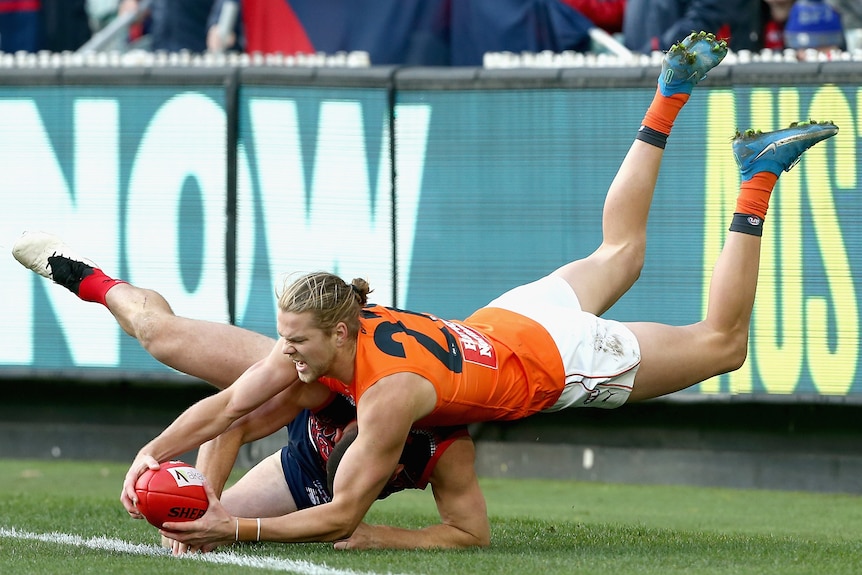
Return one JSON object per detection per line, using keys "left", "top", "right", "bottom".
{"left": 1, "top": 458, "right": 861, "bottom": 575}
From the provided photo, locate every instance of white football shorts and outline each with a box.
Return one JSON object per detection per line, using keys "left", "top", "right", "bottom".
{"left": 484, "top": 274, "right": 641, "bottom": 410}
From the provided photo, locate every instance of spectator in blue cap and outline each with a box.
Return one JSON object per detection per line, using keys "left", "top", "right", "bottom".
{"left": 784, "top": 0, "right": 845, "bottom": 55}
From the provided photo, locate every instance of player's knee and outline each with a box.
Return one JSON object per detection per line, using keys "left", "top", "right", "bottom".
{"left": 134, "top": 311, "right": 175, "bottom": 359}
{"left": 721, "top": 329, "right": 750, "bottom": 372}
{"left": 616, "top": 241, "right": 646, "bottom": 286}
{"left": 617, "top": 236, "right": 646, "bottom": 268}
{"left": 599, "top": 240, "right": 645, "bottom": 284}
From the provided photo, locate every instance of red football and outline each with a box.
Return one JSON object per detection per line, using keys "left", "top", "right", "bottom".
{"left": 134, "top": 461, "right": 209, "bottom": 528}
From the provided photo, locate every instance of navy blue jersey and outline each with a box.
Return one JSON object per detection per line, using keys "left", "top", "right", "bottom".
{"left": 280, "top": 394, "right": 468, "bottom": 509}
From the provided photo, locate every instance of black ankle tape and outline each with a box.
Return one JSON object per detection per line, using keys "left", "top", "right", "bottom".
{"left": 729, "top": 213, "right": 764, "bottom": 237}
{"left": 636, "top": 125, "right": 668, "bottom": 149}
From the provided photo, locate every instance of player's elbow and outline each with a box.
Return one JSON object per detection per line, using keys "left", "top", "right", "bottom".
{"left": 473, "top": 531, "right": 491, "bottom": 548}
{"left": 449, "top": 520, "right": 491, "bottom": 548}
{"left": 222, "top": 392, "right": 255, "bottom": 426}
{"left": 325, "top": 501, "right": 366, "bottom": 541}
{"left": 472, "top": 522, "right": 491, "bottom": 548}
{"left": 328, "top": 515, "right": 363, "bottom": 541}
{"left": 448, "top": 529, "right": 490, "bottom": 549}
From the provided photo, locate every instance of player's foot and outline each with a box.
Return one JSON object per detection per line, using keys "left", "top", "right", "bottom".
{"left": 12, "top": 231, "right": 97, "bottom": 294}
{"left": 658, "top": 31, "right": 728, "bottom": 97}
{"left": 732, "top": 120, "right": 839, "bottom": 180}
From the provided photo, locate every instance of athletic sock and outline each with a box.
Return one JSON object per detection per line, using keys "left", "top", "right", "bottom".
{"left": 77, "top": 269, "right": 127, "bottom": 307}
{"left": 636, "top": 87, "right": 690, "bottom": 148}
{"left": 729, "top": 172, "right": 779, "bottom": 237}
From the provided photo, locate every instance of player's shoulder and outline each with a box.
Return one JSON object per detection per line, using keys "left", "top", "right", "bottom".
{"left": 360, "top": 304, "right": 413, "bottom": 321}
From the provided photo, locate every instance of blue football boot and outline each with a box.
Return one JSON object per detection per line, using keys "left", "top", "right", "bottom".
{"left": 658, "top": 31, "right": 728, "bottom": 97}
{"left": 732, "top": 121, "right": 839, "bottom": 181}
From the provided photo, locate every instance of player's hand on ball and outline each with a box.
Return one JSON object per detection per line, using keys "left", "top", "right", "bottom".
{"left": 159, "top": 481, "right": 234, "bottom": 553}
{"left": 134, "top": 461, "right": 208, "bottom": 528}
{"left": 121, "top": 453, "right": 159, "bottom": 517}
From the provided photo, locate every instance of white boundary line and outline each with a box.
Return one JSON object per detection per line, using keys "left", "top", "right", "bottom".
{"left": 0, "top": 527, "right": 412, "bottom": 575}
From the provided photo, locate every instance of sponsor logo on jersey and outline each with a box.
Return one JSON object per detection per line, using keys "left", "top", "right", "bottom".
{"left": 441, "top": 319, "right": 497, "bottom": 369}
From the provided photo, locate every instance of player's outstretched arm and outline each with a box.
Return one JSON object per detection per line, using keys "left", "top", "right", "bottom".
{"left": 195, "top": 386, "right": 316, "bottom": 496}
{"left": 121, "top": 341, "right": 318, "bottom": 517}
{"left": 159, "top": 372, "right": 436, "bottom": 546}
{"left": 334, "top": 435, "right": 490, "bottom": 549}
{"left": 121, "top": 389, "right": 235, "bottom": 517}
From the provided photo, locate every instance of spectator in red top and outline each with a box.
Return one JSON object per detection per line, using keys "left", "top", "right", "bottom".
{"left": 762, "top": 0, "right": 796, "bottom": 50}
{"left": 560, "top": 0, "right": 625, "bottom": 34}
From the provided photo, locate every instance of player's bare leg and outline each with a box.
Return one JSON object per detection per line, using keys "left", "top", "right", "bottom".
{"left": 103, "top": 284, "right": 273, "bottom": 388}
{"left": 220, "top": 450, "right": 300, "bottom": 517}
{"left": 626, "top": 121, "right": 839, "bottom": 401}
{"left": 12, "top": 231, "right": 274, "bottom": 389}
{"left": 555, "top": 32, "right": 728, "bottom": 316}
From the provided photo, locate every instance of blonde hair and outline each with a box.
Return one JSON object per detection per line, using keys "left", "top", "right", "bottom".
{"left": 277, "top": 272, "right": 371, "bottom": 336}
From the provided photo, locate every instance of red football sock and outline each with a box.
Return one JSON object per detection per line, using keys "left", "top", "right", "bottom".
{"left": 736, "top": 172, "right": 778, "bottom": 220}
{"left": 641, "top": 86, "right": 689, "bottom": 135}
{"left": 77, "top": 269, "right": 127, "bottom": 307}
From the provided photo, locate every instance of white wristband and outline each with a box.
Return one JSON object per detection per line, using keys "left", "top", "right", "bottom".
{"left": 256, "top": 517, "right": 261, "bottom": 541}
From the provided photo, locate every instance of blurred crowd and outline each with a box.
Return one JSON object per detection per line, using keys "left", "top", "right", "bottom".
{"left": 0, "top": 0, "right": 859, "bottom": 64}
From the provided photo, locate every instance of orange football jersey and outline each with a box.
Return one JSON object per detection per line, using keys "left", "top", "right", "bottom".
{"left": 319, "top": 305, "right": 565, "bottom": 426}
